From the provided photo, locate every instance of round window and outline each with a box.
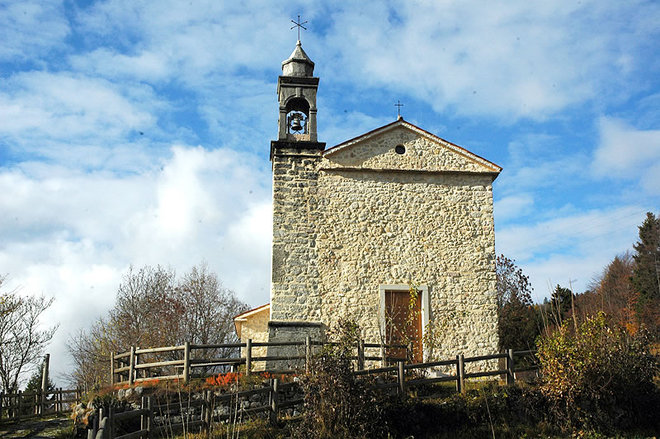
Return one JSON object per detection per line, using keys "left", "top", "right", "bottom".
{"left": 395, "top": 145, "right": 406, "bottom": 154}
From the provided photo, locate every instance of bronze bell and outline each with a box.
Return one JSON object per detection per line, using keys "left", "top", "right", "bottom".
{"left": 290, "top": 113, "right": 303, "bottom": 131}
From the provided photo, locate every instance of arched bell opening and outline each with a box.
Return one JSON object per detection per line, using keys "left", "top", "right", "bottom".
{"left": 285, "top": 97, "right": 310, "bottom": 135}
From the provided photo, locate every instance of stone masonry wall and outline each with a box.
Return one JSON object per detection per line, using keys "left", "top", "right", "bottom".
{"left": 238, "top": 308, "right": 269, "bottom": 371}
{"left": 325, "top": 127, "right": 499, "bottom": 173}
{"left": 270, "top": 147, "right": 322, "bottom": 322}
{"left": 270, "top": 126, "right": 499, "bottom": 367}
{"left": 315, "top": 170, "right": 498, "bottom": 361}
{"left": 316, "top": 127, "right": 499, "bottom": 363}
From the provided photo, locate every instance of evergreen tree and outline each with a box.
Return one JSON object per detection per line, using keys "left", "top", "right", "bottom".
{"left": 495, "top": 255, "right": 539, "bottom": 350}
{"left": 632, "top": 212, "right": 660, "bottom": 303}
{"left": 631, "top": 212, "right": 660, "bottom": 337}
{"left": 24, "top": 368, "right": 55, "bottom": 394}
{"left": 550, "top": 285, "right": 573, "bottom": 326}
{"left": 20, "top": 367, "right": 56, "bottom": 415}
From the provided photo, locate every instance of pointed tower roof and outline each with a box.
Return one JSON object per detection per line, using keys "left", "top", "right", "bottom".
{"left": 282, "top": 40, "right": 315, "bottom": 77}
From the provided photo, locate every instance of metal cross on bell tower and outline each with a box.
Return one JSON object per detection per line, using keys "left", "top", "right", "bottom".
{"left": 272, "top": 16, "right": 323, "bottom": 149}
{"left": 290, "top": 14, "right": 308, "bottom": 42}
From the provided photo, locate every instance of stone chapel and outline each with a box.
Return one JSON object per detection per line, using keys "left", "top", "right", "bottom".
{"left": 234, "top": 41, "right": 501, "bottom": 364}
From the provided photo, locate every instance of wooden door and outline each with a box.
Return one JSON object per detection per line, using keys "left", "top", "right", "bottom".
{"left": 385, "top": 289, "right": 423, "bottom": 363}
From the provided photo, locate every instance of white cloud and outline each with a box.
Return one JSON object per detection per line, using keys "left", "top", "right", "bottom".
{"left": 496, "top": 205, "right": 647, "bottom": 300}
{"left": 320, "top": 0, "right": 658, "bottom": 120}
{"left": 70, "top": 0, "right": 299, "bottom": 86}
{"left": 0, "top": 145, "right": 272, "bottom": 382}
{"left": 0, "top": 72, "right": 157, "bottom": 160}
{"left": 494, "top": 194, "right": 534, "bottom": 221}
{"left": 54, "top": 0, "right": 660, "bottom": 123}
{"left": 1, "top": 0, "right": 657, "bottom": 386}
{"left": 495, "top": 155, "right": 586, "bottom": 199}
{"left": 523, "top": 254, "right": 611, "bottom": 302}
{"left": 593, "top": 117, "right": 660, "bottom": 194}
{"left": 0, "top": 0, "right": 69, "bottom": 61}
{"left": 69, "top": 49, "right": 171, "bottom": 82}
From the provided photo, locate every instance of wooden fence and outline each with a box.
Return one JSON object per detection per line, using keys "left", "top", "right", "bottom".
{"left": 88, "top": 379, "right": 302, "bottom": 439}
{"left": 0, "top": 354, "right": 82, "bottom": 421}
{"left": 0, "top": 388, "right": 82, "bottom": 420}
{"left": 98, "top": 348, "right": 538, "bottom": 438}
{"left": 356, "top": 348, "right": 539, "bottom": 394}
{"left": 111, "top": 338, "right": 410, "bottom": 385}
{"left": 87, "top": 379, "right": 300, "bottom": 439}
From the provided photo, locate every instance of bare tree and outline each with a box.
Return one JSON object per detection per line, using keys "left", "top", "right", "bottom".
{"left": 176, "top": 263, "right": 247, "bottom": 345}
{"left": 66, "top": 321, "right": 117, "bottom": 393}
{"left": 580, "top": 252, "right": 637, "bottom": 330}
{"left": 175, "top": 264, "right": 248, "bottom": 371}
{"left": 0, "top": 277, "right": 58, "bottom": 393}
{"left": 110, "top": 265, "right": 180, "bottom": 349}
{"left": 67, "top": 264, "right": 247, "bottom": 390}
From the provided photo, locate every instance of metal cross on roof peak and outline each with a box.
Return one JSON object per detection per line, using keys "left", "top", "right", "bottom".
{"left": 290, "top": 14, "right": 308, "bottom": 42}
{"left": 395, "top": 100, "right": 404, "bottom": 118}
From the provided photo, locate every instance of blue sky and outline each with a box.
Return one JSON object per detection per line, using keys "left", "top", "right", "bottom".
{"left": 1, "top": 0, "right": 659, "bottom": 382}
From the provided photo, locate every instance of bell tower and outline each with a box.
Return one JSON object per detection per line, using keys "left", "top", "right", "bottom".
{"left": 271, "top": 40, "right": 324, "bottom": 152}
{"left": 268, "top": 40, "right": 325, "bottom": 357}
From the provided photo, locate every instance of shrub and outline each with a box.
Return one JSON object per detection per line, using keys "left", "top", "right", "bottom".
{"left": 292, "top": 319, "right": 389, "bottom": 439}
{"left": 384, "top": 384, "right": 552, "bottom": 438}
{"left": 537, "top": 312, "right": 660, "bottom": 432}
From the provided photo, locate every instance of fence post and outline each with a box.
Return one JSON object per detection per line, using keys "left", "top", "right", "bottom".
{"left": 182, "top": 341, "right": 191, "bottom": 383}
{"left": 245, "top": 338, "right": 252, "bottom": 376}
{"left": 380, "top": 341, "right": 386, "bottom": 367}
{"left": 128, "top": 346, "right": 136, "bottom": 386}
{"left": 140, "top": 396, "right": 153, "bottom": 434}
{"left": 147, "top": 396, "right": 153, "bottom": 435}
{"left": 357, "top": 339, "right": 365, "bottom": 371}
{"left": 203, "top": 390, "right": 211, "bottom": 432}
{"left": 506, "top": 349, "right": 515, "bottom": 386}
{"left": 108, "top": 406, "right": 115, "bottom": 439}
{"left": 269, "top": 378, "right": 279, "bottom": 425}
{"left": 109, "top": 352, "right": 115, "bottom": 386}
{"left": 457, "top": 354, "right": 465, "bottom": 394}
{"left": 135, "top": 346, "right": 141, "bottom": 380}
{"left": 397, "top": 361, "right": 406, "bottom": 396}
{"left": 140, "top": 397, "right": 146, "bottom": 432}
{"left": 305, "top": 336, "right": 311, "bottom": 373}
{"left": 94, "top": 407, "right": 102, "bottom": 439}
{"left": 41, "top": 353, "right": 49, "bottom": 415}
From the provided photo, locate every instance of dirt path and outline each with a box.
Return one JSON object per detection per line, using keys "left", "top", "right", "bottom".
{"left": 0, "top": 416, "right": 73, "bottom": 438}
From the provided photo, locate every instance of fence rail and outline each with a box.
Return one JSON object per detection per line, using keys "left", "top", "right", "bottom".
{"left": 0, "top": 353, "right": 83, "bottom": 421}
{"left": 97, "top": 347, "right": 539, "bottom": 438}
{"left": 111, "top": 338, "right": 410, "bottom": 385}
{"left": 0, "top": 388, "right": 82, "bottom": 420}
